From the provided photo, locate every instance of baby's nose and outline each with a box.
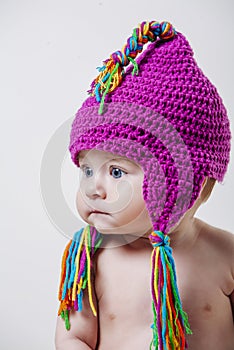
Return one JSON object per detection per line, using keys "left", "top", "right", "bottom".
{"left": 85, "top": 175, "right": 107, "bottom": 200}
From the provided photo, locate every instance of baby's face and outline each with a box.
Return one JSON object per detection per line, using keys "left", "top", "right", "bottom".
{"left": 76, "top": 149, "right": 152, "bottom": 235}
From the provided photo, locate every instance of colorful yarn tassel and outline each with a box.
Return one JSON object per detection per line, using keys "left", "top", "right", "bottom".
{"left": 89, "top": 20, "right": 176, "bottom": 114}
{"left": 58, "top": 226, "right": 103, "bottom": 330}
{"left": 58, "top": 226, "right": 192, "bottom": 349}
{"left": 149, "top": 231, "right": 192, "bottom": 350}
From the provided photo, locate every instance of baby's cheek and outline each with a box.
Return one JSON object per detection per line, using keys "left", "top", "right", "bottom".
{"left": 76, "top": 190, "right": 86, "bottom": 217}
{"left": 112, "top": 180, "right": 133, "bottom": 206}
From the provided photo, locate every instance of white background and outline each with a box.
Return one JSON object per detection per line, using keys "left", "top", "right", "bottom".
{"left": 1, "top": 1, "right": 233, "bottom": 349}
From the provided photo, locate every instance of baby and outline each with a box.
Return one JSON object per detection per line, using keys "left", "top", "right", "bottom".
{"left": 55, "top": 21, "right": 234, "bottom": 349}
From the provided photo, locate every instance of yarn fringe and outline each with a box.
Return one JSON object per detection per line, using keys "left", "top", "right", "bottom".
{"left": 57, "top": 227, "right": 192, "bottom": 349}
{"left": 149, "top": 231, "right": 192, "bottom": 350}
{"left": 58, "top": 226, "right": 103, "bottom": 330}
{"left": 88, "top": 20, "right": 176, "bottom": 114}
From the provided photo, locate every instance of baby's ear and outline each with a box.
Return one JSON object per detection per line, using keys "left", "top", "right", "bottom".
{"left": 200, "top": 177, "right": 216, "bottom": 203}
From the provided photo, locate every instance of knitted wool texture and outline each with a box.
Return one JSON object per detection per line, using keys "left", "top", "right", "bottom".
{"left": 69, "top": 30, "right": 231, "bottom": 232}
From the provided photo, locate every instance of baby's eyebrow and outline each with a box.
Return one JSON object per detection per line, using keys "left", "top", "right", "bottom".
{"left": 110, "top": 157, "right": 131, "bottom": 163}
{"left": 77, "top": 152, "right": 86, "bottom": 162}
{"left": 109, "top": 157, "right": 140, "bottom": 168}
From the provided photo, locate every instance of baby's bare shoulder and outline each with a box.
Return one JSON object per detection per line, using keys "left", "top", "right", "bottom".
{"left": 195, "top": 217, "right": 234, "bottom": 246}
{"left": 195, "top": 218, "right": 234, "bottom": 267}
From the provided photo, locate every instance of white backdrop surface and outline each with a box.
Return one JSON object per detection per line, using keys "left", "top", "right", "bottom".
{"left": 0, "top": 1, "right": 233, "bottom": 349}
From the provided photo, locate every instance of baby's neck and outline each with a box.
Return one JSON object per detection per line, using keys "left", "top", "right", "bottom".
{"left": 98, "top": 214, "right": 198, "bottom": 251}
{"left": 169, "top": 215, "right": 199, "bottom": 251}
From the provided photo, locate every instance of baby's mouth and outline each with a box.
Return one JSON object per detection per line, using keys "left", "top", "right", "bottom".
{"left": 89, "top": 210, "right": 110, "bottom": 216}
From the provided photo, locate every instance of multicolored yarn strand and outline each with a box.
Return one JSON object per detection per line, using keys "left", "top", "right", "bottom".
{"left": 149, "top": 231, "right": 192, "bottom": 349}
{"left": 58, "top": 226, "right": 103, "bottom": 330}
{"left": 89, "top": 20, "right": 176, "bottom": 114}
{"left": 58, "top": 225, "right": 191, "bottom": 348}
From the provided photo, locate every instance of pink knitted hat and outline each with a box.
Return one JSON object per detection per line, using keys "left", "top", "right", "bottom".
{"left": 59, "top": 21, "right": 231, "bottom": 349}
{"left": 69, "top": 22, "right": 231, "bottom": 232}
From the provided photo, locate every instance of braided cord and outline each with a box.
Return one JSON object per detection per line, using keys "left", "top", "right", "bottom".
{"left": 149, "top": 231, "right": 192, "bottom": 349}
{"left": 89, "top": 20, "right": 176, "bottom": 114}
{"left": 58, "top": 226, "right": 103, "bottom": 330}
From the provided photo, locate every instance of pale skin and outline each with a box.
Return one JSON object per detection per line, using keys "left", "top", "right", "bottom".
{"left": 55, "top": 149, "right": 234, "bottom": 350}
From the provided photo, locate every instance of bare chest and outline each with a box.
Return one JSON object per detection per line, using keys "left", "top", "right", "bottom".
{"left": 95, "top": 246, "right": 154, "bottom": 349}
{"left": 96, "top": 247, "right": 153, "bottom": 321}
{"left": 174, "top": 253, "right": 234, "bottom": 349}
{"left": 94, "top": 245, "right": 234, "bottom": 349}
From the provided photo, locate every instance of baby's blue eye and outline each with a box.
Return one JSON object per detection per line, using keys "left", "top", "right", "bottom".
{"left": 83, "top": 166, "right": 93, "bottom": 178}
{"left": 111, "top": 167, "right": 126, "bottom": 179}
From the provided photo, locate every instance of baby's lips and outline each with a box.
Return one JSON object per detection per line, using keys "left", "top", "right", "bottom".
{"left": 89, "top": 209, "right": 110, "bottom": 215}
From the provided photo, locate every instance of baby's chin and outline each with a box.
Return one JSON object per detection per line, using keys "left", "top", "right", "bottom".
{"left": 88, "top": 223, "right": 152, "bottom": 238}
{"left": 78, "top": 210, "right": 152, "bottom": 236}
{"left": 90, "top": 224, "right": 131, "bottom": 235}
